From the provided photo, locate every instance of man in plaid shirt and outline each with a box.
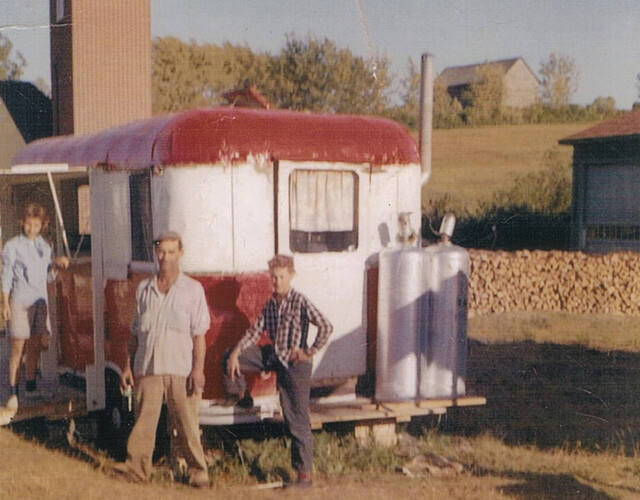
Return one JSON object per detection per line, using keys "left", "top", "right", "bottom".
{"left": 225, "top": 254, "right": 332, "bottom": 489}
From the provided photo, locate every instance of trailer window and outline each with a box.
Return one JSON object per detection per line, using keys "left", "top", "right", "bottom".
{"left": 289, "top": 170, "right": 358, "bottom": 253}
{"left": 129, "top": 171, "right": 153, "bottom": 262}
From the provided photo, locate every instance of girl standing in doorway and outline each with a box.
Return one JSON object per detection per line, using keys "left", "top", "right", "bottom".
{"left": 1, "top": 203, "right": 69, "bottom": 412}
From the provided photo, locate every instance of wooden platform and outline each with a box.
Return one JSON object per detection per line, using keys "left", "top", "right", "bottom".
{"left": 9, "top": 382, "right": 86, "bottom": 423}
{"left": 309, "top": 396, "right": 486, "bottom": 429}
{"left": 0, "top": 332, "right": 86, "bottom": 425}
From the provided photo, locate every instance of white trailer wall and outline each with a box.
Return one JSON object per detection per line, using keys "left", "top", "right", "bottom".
{"left": 277, "top": 161, "right": 421, "bottom": 381}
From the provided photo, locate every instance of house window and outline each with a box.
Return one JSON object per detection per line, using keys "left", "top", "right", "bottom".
{"left": 289, "top": 169, "right": 358, "bottom": 253}
{"left": 129, "top": 171, "right": 153, "bottom": 262}
{"left": 586, "top": 224, "right": 640, "bottom": 241}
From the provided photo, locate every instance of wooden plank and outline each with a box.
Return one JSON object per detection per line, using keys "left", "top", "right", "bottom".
{"left": 416, "top": 396, "right": 487, "bottom": 409}
{"left": 7, "top": 381, "right": 87, "bottom": 424}
{"left": 311, "top": 407, "right": 396, "bottom": 429}
{"left": 12, "top": 396, "right": 86, "bottom": 423}
{"left": 309, "top": 398, "right": 473, "bottom": 428}
{"left": 359, "top": 395, "right": 486, "bottom": 412}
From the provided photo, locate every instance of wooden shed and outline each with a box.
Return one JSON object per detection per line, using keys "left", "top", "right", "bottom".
{"left": 560, "top": 109, "right": 640, "bottom": 252}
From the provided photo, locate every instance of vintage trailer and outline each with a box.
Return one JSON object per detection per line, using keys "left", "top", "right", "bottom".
{"left": 7, "top": 107, "right": 429, "bottom": 421}
{"left": 8, "top": 93, "right": 484, "bottom": 439}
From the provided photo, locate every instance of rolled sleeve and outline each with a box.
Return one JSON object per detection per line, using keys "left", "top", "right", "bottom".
{"left": 1, "top": 243, "right": 14, "bottom": 295}
{"left": 235, "top": 313, "right": 265, "bottom": 354}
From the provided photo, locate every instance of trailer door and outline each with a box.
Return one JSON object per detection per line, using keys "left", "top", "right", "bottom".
{"left": 276, "top": 161, "right": 366, "bottom": 381}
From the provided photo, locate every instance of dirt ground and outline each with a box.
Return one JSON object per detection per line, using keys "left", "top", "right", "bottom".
{"left": 0, "top": 423, "right": 510, "bottom": 500}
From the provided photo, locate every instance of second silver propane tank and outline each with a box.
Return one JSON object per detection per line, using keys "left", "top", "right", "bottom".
{"left": 419, "top": 241, "right": 469, "bottom": 399}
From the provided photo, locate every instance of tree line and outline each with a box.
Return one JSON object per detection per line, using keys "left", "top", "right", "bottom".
{"left": 0, "top": 32, "right": 625, "bottom": 129}
{"left": 149, "top": 35, "right": 621, "bottom": 128}
{"left": 151, "top": 34, "right": 393, "bottom": 117}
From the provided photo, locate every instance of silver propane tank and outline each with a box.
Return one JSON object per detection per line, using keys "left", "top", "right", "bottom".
{"left": 375, "top": 242, "right": 422, "bottom": 401}
{"left": 375, "top": 213, "right": 468, "bottom": 402}
{"left": 419, "top": 214, "right": 468, "bottom": 399}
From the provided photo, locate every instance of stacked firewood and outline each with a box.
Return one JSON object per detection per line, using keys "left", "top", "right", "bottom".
{"left": 468, "top": 249, "right": 640, "bottom": 315}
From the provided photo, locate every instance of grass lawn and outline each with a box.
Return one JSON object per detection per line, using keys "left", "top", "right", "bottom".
{"left": 423, "top": 122, "right": 597, "bottom": 209}
{"left": 2, "top": 312, "right": 640, "bottom": 498}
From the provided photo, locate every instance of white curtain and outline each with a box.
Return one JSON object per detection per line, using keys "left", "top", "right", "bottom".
{"left": 290, "top": 170, "right": 355, "bottom": 232}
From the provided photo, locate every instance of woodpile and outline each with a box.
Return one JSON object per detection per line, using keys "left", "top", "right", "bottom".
{"left": 468, "top": 249, "right": 640, "bottom": 315}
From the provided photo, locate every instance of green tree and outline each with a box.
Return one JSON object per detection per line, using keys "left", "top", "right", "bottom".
{"left": 220, "top": 43, "right": 274, "bottom": 96}
{"left": 389, "top": 57, "right": 422, "bottom": 130}
{"left": 399, "top": 58, "right": 419, "bottom": 118}
{"left": 539, "top": 53, "right": 578, "bottom": 108}
{"left": 153, "top": 37, "right": 221, "bottom": 113}
{"left": 590, "top": 96, "right": 615, "bottom": 113}
{"left": 433, "top": 76, "right": 463, "bottom": 128}
{"left": 489, "top": 148, "right": 571, "bottom": 214}
{"left": 463, "top": 63, "right": 505, "bottom": 125}
{"left": 266, "top": 34, "right": 392, "bottom": 114}
{"left": 392, "top": 59, "right": 463, "bottom": 130}
{"left": 152, "top": 34, "right": 394, "bottom": 116}
{"left": 0, "top": 33, "right": 26, "bottom": 80}
{"left": 152, "top": 37, "right": 270, "bottom": 113}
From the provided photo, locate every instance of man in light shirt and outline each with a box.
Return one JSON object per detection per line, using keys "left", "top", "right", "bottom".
{"left": 115, "top": 230, "right": 210, "bottom": 488}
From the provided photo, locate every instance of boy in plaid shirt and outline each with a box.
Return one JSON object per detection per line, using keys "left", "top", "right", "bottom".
{"left": 225, "top": 254, "right": 332, "bottom": 489}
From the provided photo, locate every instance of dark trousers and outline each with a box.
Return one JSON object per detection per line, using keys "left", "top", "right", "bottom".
{"left": 223, "top": 345, "right": 313, "bottom": 474}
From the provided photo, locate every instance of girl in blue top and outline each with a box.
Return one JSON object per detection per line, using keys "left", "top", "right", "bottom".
{"left": 1, "top": 203, "right": 69, "bottom": 412}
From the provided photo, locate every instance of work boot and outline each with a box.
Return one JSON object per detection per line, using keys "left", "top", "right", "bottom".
{"left": 189, "top": 471, "right": 210, "bottom": 489}
{"left": 285, "top": 471, "right": 312, "bottom": 489}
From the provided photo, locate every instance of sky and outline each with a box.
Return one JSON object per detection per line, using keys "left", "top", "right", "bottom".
{"left": 1, "top": 0, "right": 639, "bottom": 108}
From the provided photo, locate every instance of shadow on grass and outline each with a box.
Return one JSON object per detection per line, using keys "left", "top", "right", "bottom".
{"left": 496, "top": 471, "right": 612, "bottom": 499}
{"left": 445, "top": 339, "right": 640, "bottom": 453}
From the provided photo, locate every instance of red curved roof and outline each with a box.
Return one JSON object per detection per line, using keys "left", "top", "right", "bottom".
{"left": 13, "top": 107, "right": 419, "bottom": 169}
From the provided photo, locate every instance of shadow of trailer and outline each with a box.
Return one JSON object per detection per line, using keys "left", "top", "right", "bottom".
{"left": 5, "top": 107, "right": 484, "bottom": 443}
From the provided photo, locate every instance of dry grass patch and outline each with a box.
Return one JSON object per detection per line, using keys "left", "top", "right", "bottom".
{"left": 4, "top": 310, "right": 640, "bottom": 499}
{"left": 469, "top": 311, "right": 640, "bottom": 352}
{"left": 0, "top": 427, "right": 211, "bottom": 499}
{"left": 461, "top": 311, "right": 640, "bottom": 458}
{"left": 424, "top": 122, "right": 596, "bottom": 207}
{"left": 450, "top": 433, "right": 640, "bottom": 499}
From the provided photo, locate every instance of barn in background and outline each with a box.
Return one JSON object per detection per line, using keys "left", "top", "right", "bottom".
{"left": 438, "top": 57, "right": 539, "bottom": 109}
{"left": 560, "top": 108, "right": 640, "bottom": 252}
